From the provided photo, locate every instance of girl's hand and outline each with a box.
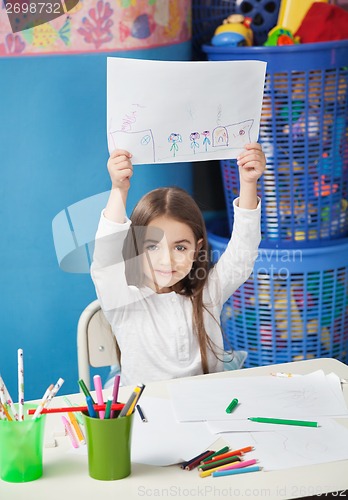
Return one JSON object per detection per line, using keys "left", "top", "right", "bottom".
{"left": 107, "top": 149, "right": 133, "bottom": 191}
{"left": 237, "top": 143, "right": 266, "bottom": 184}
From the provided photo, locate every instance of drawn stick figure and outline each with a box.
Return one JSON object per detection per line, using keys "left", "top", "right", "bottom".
{"left": 202, "top": 130, "right": 211, "bottom": 152}
{"left": 168, "top": 133, "right": 182, "bottom": 157}
{"left": 190, "top": 132, "right": 200, "bottom": 154}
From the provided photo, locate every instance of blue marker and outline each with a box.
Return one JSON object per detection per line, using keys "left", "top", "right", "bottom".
{"left": 86, "top": 395, "right": 97, "bottom": 418}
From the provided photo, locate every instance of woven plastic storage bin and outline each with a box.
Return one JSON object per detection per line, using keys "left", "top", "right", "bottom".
{"left": 203, "top": 41, "right": 348, "bottom": 246}
{"left": 207, "top": 218, "right": 348, "bottom": 367}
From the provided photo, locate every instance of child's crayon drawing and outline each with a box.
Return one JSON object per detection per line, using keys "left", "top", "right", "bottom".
{"left": 107, "top": 58, "right": 266, "bottom": 164}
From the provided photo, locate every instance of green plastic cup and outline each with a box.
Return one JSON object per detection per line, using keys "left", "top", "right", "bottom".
{"left": 83, "top": 410, "right": 133, "bottom": 481}
{"left": 0, "top": 404, "right": 46, "bottom": 482}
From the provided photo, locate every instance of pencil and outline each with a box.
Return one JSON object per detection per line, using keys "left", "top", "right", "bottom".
{"left": 199, "top": 455, "right": 241, "bottom": 472}
{"left": 183, "top": 451, "right": 214, "bottom": 471}
{"left": 32, "top": 383, "right": 54, "bottom": 420}
{"left": 17, "top": 348, "right": 24, "bottom": 421}
{"left": 211, "top": 446, "right": 254, "bottom": 461}
{"left": 212, "top": 465, "right": 262, "bottom": 477}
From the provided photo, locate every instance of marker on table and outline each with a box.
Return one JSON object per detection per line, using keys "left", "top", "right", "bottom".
{"left": 248, "top": 417, "right": 319, "bottom": 427}
{"left": 93, "top": 375, "right": 105, "bottom": 419}
{"left": 68, "top": 412, "right": 85, "bottom": 444}
{"left": 63, "top": 396, "right": 84, "bottom": 425}
{"left": 225, "top": 398, "right": 238, "bottom": 414}
{"left": 62, "top": 416, "right": 79, "bottom": 449}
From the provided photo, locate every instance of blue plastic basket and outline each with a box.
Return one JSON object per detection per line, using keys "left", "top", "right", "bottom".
{"left": 207, "top": 217, "right": 348, "bottom": 367}
{"left": 204, "top": 41, "right": 348, "bottom": 246}
{"left": 192, "top": 0, "right": 281, "bottom": 59}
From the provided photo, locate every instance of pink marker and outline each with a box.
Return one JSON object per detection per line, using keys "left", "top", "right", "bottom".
{"left": 61, "top": 416, "right": 79, "bottom": 449}
{"left": 93, "top": 375, "right": 105, "bottom": 419}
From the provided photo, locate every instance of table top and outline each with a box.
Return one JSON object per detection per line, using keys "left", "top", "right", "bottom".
{"left": 1, "top": 358, "right": 348, "bottom": 500}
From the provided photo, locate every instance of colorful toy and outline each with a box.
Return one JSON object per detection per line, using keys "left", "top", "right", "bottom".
{"left": 264, "top": 26, "right": 299, "bottom": 46}
{"left": 211, "top": 14, "right": 253, "bottom": 47}
{"left": 276, "top": 0, "right": 328, "bottom": 34}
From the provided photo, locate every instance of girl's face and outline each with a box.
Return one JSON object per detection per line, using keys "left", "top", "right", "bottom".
{"left": 142, "top": 216, "right": 202, "bottom": 293}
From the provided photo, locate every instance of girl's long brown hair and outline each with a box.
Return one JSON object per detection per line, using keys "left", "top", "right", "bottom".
{"left": 122, "top": 187, "right": 221, "bottom": 374}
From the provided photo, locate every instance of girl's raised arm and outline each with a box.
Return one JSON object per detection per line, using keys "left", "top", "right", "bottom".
{"left": 104, "top": 149, "right": 133, "bottom": 223}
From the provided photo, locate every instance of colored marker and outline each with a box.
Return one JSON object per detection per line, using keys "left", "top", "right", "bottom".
{"left": 62, "top": 416, "right": 79, "bottom": 449}
{"left": 78, "top": 379, "right": 95, "bottom": 404}
{"left": 110, "top": 374, "right": 120, "bottom": 419}
{"left": 27, "top": 403, "right": 124, "bottom": 415}
{"left": 136, "top": 404, "right": 147, "bottom": 423}
{"left": 63, "top": 396, "right": 84, "bottom": 425}
{"left": 104, "top": 396, "right": 113, "bottom": 419}
{"left": 93, "top": 375, "right": 105, "bottom": 419}
{"left": 226, "top": 398, "right": 238, "bottom": 414}
{"left": 68, "top": 412, "right": 85, "bottom": 444}
{"left": 248, "top": 417, "right": 318, "bottom": 427}
{"left": 86, "top": 395, "right": 97, "bottom": 418}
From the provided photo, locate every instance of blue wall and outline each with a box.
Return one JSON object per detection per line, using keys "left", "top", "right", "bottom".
{"left": 0, "top": 42, "right": 192, "bottom": 400}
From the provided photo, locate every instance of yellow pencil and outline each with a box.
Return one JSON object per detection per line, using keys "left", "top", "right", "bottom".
{"left": 0, "top": 402, "right": 12, "bottom": 421}
{"left": 126, "top": 386, "right": 142, "bottom": 416}
{"left": 68, "top": 412, "right": 85, "bottom": 444}
{"left": 200, "top": 460, "right": 243, "bottom": 478}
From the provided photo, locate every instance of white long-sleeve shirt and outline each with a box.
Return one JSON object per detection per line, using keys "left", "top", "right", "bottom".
{"left": 91, "top": 198, "right": 261, "bottom": 386}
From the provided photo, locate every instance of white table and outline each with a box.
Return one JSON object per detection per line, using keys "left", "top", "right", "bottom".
{"left": 1, "top": 358, "right": 348, "bottom": 500}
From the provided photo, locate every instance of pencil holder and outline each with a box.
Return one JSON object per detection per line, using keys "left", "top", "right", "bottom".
{"left": 83, "top": 410, "right": 134, "bottom": 481}
{"left": 0, "top": 404, "right": 46, "bottom": 482}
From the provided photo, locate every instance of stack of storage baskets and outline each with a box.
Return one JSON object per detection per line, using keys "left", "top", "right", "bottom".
{"left": 203, "top": 40, "right": 348, "bottom": 366}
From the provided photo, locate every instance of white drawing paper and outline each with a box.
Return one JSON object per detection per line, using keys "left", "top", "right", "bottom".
{"left": 221, "top": 418, "right": 348, "bottom": 471}
{"left": 168, "top": 371, "right": 348, "bottom": 422}
{"left": 131, "top": 397, "right": 216, "bottom": 466}
{"left": 107, "top": 57, "right": 267, "bottom": 164}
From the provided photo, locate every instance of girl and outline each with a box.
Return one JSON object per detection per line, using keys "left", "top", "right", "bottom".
{"left": 91, "top": 144, "right": 265, "bottom": 386}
